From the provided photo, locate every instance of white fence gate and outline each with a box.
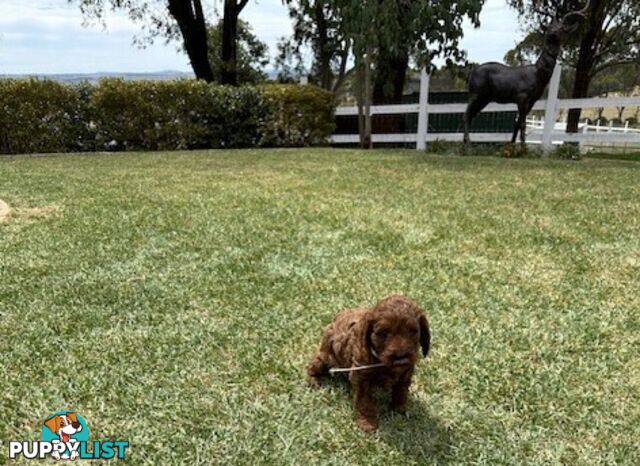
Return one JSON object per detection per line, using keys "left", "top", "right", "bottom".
{"left": 330, "top": 65, "right": 640, "bottom": 151}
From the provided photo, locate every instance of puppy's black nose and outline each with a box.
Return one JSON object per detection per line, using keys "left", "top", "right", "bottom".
{"left": 72, "top": 422, "right": 81, "bottom": 429}
{"left": 393, "top": 351, "right": 408, "bottom": 360}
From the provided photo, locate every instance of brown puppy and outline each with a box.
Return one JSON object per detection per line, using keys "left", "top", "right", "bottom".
{"left": 307, "top": 295, "right": 430, "bottom": 432}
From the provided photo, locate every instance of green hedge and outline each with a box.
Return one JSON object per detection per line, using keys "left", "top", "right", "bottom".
{"left": 0, "top": 79, "right": 335, "bottom": 154}
{"left": 0, "top": 80, "right": 92, "bottom": 154}
{"left": 259, "top": 84, "right": 335, "bottom": 147}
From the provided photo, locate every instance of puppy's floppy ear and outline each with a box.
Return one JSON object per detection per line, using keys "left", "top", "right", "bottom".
{"left": 360, "top": 310, "right": 375, "bottom": 357}
{"left": 44, "top": 415, "right": 61, "bottom": 434}
{"left": 416, "top": 310, "right": 430, "bottom": 358}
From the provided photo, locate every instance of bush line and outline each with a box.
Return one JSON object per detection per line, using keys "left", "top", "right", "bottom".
{"left": 0, "top": 79, "right": 335, "bottom": 154}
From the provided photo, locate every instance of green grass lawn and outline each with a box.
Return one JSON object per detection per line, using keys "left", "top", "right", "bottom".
{"left": 1, "top": 149, "right": 639, "bottom": 465}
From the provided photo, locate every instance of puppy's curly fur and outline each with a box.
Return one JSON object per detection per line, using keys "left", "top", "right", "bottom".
{"left": 307, "top": 295, "right": 430, "bottom": 432}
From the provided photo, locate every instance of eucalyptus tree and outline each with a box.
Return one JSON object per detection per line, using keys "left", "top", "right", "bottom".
{"left": 72, "top": 0, "right": 257, "bottom": 85}
{"left": 508, "top": 0, "right": 640, "bottom": 132}
{"left": 73, "top": 0, "right": 215, "bottom": 81}
{"left": 281, "top": 0, "right": 350, "bottom": 92}
{"left": 335, "top": 0, "right": 485, "bottom": 147}
{"left": 282, "top": 0, "right": 484, "bottom": 107}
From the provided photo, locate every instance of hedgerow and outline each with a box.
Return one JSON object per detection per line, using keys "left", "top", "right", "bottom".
{"left": 0, "top": 79, "right": 335, "bottom": 154}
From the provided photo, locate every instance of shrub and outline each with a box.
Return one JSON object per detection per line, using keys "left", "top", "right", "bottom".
{"left": 551, "top": 143, "right": 581, "bottom": 160}
{"left": 0, "top": 79, "right": 91, "bottom": 154}
{"left": 259, "top": 84, "right": 335, "bottom": 147}
{"left": 0, "top": 79, "right": 335, "bottom": 154}
{"left": 90, "top": 79, "right": 267, "bottom": 151}
{"left": 501, "top": 143, "right": 543, "bottom": 158}
{"left": 427, "top": 139, "right": 461, "bottom": 155}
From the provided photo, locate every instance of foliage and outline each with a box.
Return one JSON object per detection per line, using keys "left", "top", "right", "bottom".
{"left": 90, "top": 79, "right": 266, "bottom": 150}
{"left": 71, "top": 0, "right": 215, "bottom": 81}
{"left": 508, "top": 0, "right": 640, "bottom": 74}
{"left": 507, "top": 0, "right": 640, "bottom": 131}
{"left": 0, "top": 79, "right": 92, "bottom": 154}
{"left": 429, "top": 63, "right": 477, "bottom": 92}
{"left": 273, "top": 37, "right": 309, "bottom": 83}
{"left": 426, "top": 140, "right": 544, "bottom": 158}
{"left": 551, "top": 142, "right": 582, "bottom": 160}
{"left": 259, "top": 84, "right": 335, "bottom": 146}
{"left": 281, "top": 1, "right": 350, "bottom": 91}
{"left": 0, "top": 79, "right": 335, "bottom": 154}
{"left": 335, "top": 0, "right": 485, "bottom": 146}
{"left": 205, "top": 20, "right": 269, "bottom": 84}
{"left": 334, "top": 0, "right": 484, "bottom": 69}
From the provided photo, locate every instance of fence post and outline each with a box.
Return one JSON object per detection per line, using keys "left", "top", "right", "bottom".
{"left": 416, "top": 68, "right": 430, "bottom": 151}
{"left": 542, "top": 64, "right": 562, "bottom": 153}
{"left": 579, "top": 119, "right": 588, "bottom": 153}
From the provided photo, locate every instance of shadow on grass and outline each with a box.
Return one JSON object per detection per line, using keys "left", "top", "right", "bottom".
{"left": 378, "top": 399, "right": 454, "bottom": 464}
{"left": 318, "top": 375, "right": 455, "bottom": 464}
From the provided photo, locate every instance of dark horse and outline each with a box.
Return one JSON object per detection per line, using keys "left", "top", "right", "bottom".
{"left": 463, "top": 4, "right": 589, "bottom": 145}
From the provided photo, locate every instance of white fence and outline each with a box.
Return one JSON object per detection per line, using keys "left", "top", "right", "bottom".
{"left": 330, "top": 65, "right": 640, "bottom": 151}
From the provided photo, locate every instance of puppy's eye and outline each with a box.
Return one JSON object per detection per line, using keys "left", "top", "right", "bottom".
{"left": 375, "top": 330, "right": 388, "bottom": 339}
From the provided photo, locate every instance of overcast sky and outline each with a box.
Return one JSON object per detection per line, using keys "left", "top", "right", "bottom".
{"left": 0, "top": 0, "right": 522, "bottom": 75}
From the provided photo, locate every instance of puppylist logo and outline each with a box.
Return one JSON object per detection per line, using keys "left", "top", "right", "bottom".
{"left": 8, "top": 411, "right": 129, "bottom": 461}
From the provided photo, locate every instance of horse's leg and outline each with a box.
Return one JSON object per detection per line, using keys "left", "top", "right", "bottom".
{"left": 520, "top": 102, "right": 533, "bottom": 146}
{"left": 512, "top": 102, "right": 529, "bottom": 144}
{"left": 464, "top": 95, "right": 489, "bottom": 144}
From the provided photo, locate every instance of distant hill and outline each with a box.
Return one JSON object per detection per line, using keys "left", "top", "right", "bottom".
{"left": 1, "top": 69, "right": 281, "bottom": 83}
{"left": 0, "top": 70, "right": 195, "bottom": 83}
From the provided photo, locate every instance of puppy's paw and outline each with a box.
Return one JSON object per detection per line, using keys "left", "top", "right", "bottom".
{"left": 307, "top": 375, "right": 323, "bottom": 389}
{"left": 356, "top": 416, "right": 378, "bottom": 433}
{"left": 391, "top": 402, "right": 408, "bottom": 415}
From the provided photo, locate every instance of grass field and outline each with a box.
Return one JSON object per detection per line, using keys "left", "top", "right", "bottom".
{"left": 1, "top": 149, "right": 639, "bottom": 465}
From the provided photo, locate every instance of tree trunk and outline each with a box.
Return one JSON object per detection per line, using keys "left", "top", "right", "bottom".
{"left": 221, "top": 0, "right": 239, "bottom": 85}
{"left": 168, "top": 0, "right": 214, "bottom": 82}
{"left": 356, "top": 60, "right": 365, "bottom": 148}
{"left": 372, "top": 51, "right": 409, "bottom": 104}
{"left": 566, "top": 0, "right": 604, "bottom": 133}
{"left": 566, "top": 41, "right": 595, "bottom": 132}
{"left": 363, "top": 51, "right": 373, "bottom": 149}
{"left": 314, "top": 2, "right": 332, "bottom": 90}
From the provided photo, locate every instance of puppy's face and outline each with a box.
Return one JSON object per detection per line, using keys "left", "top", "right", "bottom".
{"left": 363, "top": 295, "right": 430, "bottom": 368}
{"left": 59, "top": 414, "right": 82, "bottom": 435}
{"left": 44, "top": 412, "right": 82, "bottom": 436}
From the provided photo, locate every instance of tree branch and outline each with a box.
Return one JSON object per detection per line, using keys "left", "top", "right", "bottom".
{"left": 238, "top": 0, "right": 250, "bottom": 13}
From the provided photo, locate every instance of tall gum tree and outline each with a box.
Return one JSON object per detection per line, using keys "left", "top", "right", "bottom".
{"left": 508, "top": 0, "right": 640, "bottom": 132}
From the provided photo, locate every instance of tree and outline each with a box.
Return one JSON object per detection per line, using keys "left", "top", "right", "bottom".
{"left": 206, "top": 20, "right": 269, "bottom": 83}
{"left": 282, "top": 0, "right": 485, "bottom": 105}
{"left": 336, "top": 0, "right": 485, "bottom": 147}
{"left": 221, "top": 0, "right": 252, "bottom": 85}
{"left": 73, "top": 0, "right": 257, "bottom": 85}
{"left": 508, "top": 0, "right": 640, "bottom": 132}
{"left": 429, "top": 62, "right": 477, "bottom": 92}
{"left": 372, "top": 0, "right": 486, "bottom": 104}
{"left": 281, "top": 1, "right": 350, "bottom": 93}
{"left": 72, "top": 0, "right": 215, "bottom": 82}
{"left": 273, "top": 37, "right": 309, "bottom": 83}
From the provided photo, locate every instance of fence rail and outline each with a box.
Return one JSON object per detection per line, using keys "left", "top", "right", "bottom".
{"left": 330, "top": 65, "right": 640, "bottom": 151}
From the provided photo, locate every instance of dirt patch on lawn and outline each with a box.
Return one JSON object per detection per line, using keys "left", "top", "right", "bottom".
{"left": 0, "top": 201, "right": 63, "bottom": 225}
{"left": 0, "top": 199, "right": 10, "bottom": 223}
{"left": 21, "top": 204, "right": 61, "bottom": 219}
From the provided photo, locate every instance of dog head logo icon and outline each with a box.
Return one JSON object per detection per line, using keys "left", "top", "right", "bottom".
{"left": 41, "top": 411, "right": 89, "bottom": 460}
